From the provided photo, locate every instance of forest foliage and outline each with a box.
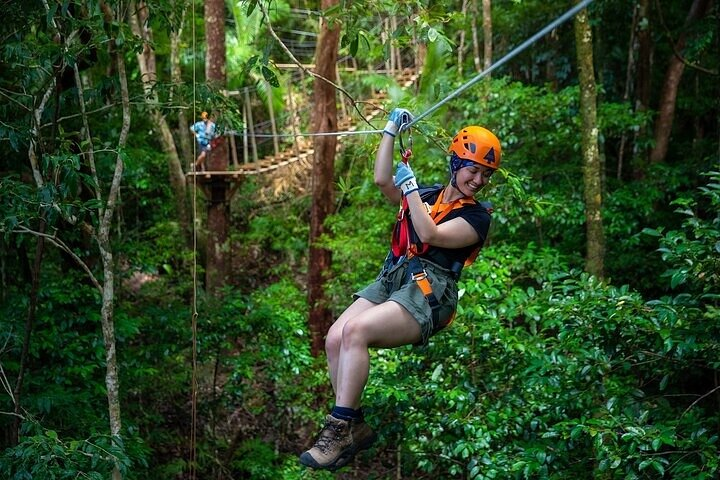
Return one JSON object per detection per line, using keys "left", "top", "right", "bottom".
{"left": 0, "top": 0, "right": 718, "bottom": 479}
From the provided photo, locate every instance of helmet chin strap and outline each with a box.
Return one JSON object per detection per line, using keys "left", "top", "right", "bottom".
{"left": 449, "top": 153, "right": 470, "bottom": 192}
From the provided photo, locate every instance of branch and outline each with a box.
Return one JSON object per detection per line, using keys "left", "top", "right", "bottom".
{"left": 11, "top": 225, "right": 102, "bottom": 293}
{"left": 0, "top": 411, "right": 24, "bottom": 420}
{"left": 257, "top": 1, "right": 377, "bottom": 131}
{"left": 99, "top": 0, "right": 131, "bottom": 236}
{"left": 680, "top": 385, "right": 720, "bottom": 422}
{"left": 74, "top": 64, "right": 102, "bottom": 206}
{"left": 0, "top": 362, "right": 16, "bottom": 406}
{"left": 28, "top": 80, "right": 55, "bottom": 189}
{"left": 43, "top": 97, "right": 175, "bottom": 128}
{"left": 0, "top": 87, "right": 33, "bottom": 111}
{"left": 654, "top": 0, "right": 718, "bottom": 76}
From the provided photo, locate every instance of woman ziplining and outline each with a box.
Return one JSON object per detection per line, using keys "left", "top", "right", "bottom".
{"left": 295, "top": 1, "right": 598, "bottom": 468}
{"left": 179, "top": 0, "right": 593, "bottom": 473}
{"left": 299, "top": 108, "right": 502, "bottom": 471}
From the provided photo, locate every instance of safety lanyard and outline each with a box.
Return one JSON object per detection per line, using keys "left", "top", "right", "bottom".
{"left": 427, "top": 189, "right": 476, "bottom": 226}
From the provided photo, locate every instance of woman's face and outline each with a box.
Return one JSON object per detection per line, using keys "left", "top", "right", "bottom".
{"left": 455, "top": 163, "right": 495, "bottom": 196}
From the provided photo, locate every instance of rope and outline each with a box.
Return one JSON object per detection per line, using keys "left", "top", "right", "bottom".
{"left": 227, "top": 129, "right": 383, "bottom": 138}
{"left": 190, "top": 0, "right": 198, "bottom": 477}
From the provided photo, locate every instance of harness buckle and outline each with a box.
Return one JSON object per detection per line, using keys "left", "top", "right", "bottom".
{"left": 411, "top": 270, "right": 427, "bottom": 282}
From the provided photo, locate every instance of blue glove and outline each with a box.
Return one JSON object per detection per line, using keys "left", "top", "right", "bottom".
{"left": 394, "top": 162, "right": 418, "bottom": 195}
{"left": 383, "top": 108, "right": 413, "bottom": 137}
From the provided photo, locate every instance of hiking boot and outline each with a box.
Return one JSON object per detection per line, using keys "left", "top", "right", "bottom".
{"left": 332, "top": 419, "right": 377, "bottom": 470}
{"left": 299, "top": 415, "right": 377, "bottom": 471}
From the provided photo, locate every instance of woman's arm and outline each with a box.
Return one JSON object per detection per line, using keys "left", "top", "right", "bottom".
{"left": 375, "top": 108, "right": 414, "bottom": 204}
{"left": 395, "top": 163, "right": 480, "bottom": 249}
{"left": 374, "top": 132, "right": 402, "bottom": 204}
{"left": 405, "top": 191, "right": 480, "bottom": 249}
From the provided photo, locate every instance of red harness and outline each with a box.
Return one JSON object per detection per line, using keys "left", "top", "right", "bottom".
{"left": 391, "top": 187, "right": 479, "bottom": 264}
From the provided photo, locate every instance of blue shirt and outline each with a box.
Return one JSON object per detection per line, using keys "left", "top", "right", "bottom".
{"left": 191, "top": 120, "right": 216, "bottom": 147}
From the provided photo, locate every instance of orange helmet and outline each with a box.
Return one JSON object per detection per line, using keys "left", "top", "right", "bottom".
{"left": 449, "top": 126, "right": 501, "bottom": 170}
{"left": 201, "top": 111, "right": 209, "bottom": 120}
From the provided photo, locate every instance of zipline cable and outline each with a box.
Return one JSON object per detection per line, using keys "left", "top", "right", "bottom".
{"left": 407, "top": 0, "right": 595, "bottom": 129}
{"left": 244, "top": 0, "right": 595, "bottom": 140}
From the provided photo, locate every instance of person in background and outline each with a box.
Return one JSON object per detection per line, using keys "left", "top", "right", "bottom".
{"left": 299, "top": 107, "right": 503, "bottom": 471}
{"left": 190, "top": 111, "right": 216, "bottom": 171}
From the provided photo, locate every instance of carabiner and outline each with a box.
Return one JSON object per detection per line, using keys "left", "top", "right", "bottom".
{"left": 398, "top": 124, "right": 413, "bottom": 164}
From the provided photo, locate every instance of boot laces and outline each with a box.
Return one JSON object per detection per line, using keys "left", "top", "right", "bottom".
{"left": 314, "top": 420, "right": 345, "bottom": 454}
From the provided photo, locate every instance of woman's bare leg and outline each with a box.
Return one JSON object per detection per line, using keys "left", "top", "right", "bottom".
{"left": 334, "top": 301, "right": 421, "bottom": 408}
{"left": 325, "top": 298, "right": 377, "bottom": 393}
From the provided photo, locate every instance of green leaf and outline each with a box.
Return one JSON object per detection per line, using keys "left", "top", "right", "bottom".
{"left": 652, "top": 437, "right": 662, "bottom": 451}
{"left": 261, "top": 66, "right": 279, "bottom": 87}
{"left": 642, "top": 227, "right": 663, "bottom": 237}
{"left": 349, "top": 34, "right": 359, "bottom": 57}
{"left": 670, "top": 270, "right": 686, "bottom": 288}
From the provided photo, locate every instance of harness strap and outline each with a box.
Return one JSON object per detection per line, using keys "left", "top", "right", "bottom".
{"left": 407, "top": 256, "right": 443, "bottom": 326}
{"left": 392, "top": 187, "right": 477, "bottom": 258}
{"left": 397, "top": 188, "right": 478, "bottom": 328}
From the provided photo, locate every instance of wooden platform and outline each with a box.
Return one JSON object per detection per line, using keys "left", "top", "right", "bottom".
{"left": 186, "top": 69, "right": 417, "bottom": 182}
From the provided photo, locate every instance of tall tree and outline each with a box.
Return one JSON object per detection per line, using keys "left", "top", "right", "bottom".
{"left": 482, "top": 0, "right": 493, "bottom": 71}
{"left": 170, "top": 0, "right": 194, "bottom": 168}
{"left": 308, "top": 0, "right": 340, "bottom": 356}
{"left": 11, "top": 219, "right": 46, "bottom": 445}
{"left": 204, "top": 0, "right": 231, "bottom": 293}
{"left": 10, "top": 2, "right": 132, "bottom": 477}
{"left": 574, "top": 2, "right": 605, "bottom": 278}
{"left": 471, "top": 0, "right": 481, "bottom": 72}
{"left": 649, "top": 0, "right": 712, "bottom": 163}
{"left": 632, "top": 0, "right": 652, "bottom": 175}
{"left": 457, "top": 0, "right": 468, "bottom": 75}
{"left": 129, "top": 1, "right": 189, "bottom": 234}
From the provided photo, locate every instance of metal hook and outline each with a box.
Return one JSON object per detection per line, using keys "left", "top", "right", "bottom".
{"left": 398, "top": 123, "right": 413, "bottom": 163}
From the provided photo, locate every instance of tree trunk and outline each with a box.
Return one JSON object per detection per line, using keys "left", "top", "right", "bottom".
{"left": 458, "top": 0, "right": 468, "bottom": 76}
{"left": 308, "top": 0, "right": 340, "bottom": 357}
{"left": 649, "top": 0, "right": 711, "bottom": 163}
{"left": 130, "top": 1, "right": 189, "bottom": 233}
{"left": 617, "top": 2, "right": 640, "bottom": 180}
{"left": 631, "top": 0, "right": 652, "bottom": 177}
{"left": 170, "top": 1, "right": 194, "bottom": 169}
{"left": 12, "top": 219, "right": 46, "bottom": 445}
{"left": 574, "top": 4, "right": 605, "bottom": 279}
{"left": 204, "top": 0, "right": 230, "bottom": 294}
{"left": 470, "top": 0, "right": 481, "bottom": 72}
{"left": 482, "top": 0, "right": 492, "bottom": 71}
{"left": 99, "top": 4, "right": 132, "bottom": 479}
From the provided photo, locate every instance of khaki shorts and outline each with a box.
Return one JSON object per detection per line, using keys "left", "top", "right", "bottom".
{"left": 354, "top": 256, "right": 458, "bottom": 346}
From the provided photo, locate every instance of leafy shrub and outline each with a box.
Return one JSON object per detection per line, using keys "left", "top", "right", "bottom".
{"left": 0, "top": 419, "right": 146, "bottom": 480}
{"left": 363, "top": 242, "right": 719, "bottom": 479}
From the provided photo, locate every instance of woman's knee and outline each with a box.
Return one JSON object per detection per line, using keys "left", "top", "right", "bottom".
{"left": 325, "top": 323, "right": 342, "bottom": 357}
{"left": 340, "top": 319, "right": 369, "bottom": 349}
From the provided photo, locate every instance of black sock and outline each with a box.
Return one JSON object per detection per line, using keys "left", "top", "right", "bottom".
{"left": 331, "top": 405, "right": 362, "bottom": 421}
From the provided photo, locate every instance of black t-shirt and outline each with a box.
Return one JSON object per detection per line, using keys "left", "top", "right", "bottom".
{"left": 416, "top": 187, "right": 492, "bottom": 269}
